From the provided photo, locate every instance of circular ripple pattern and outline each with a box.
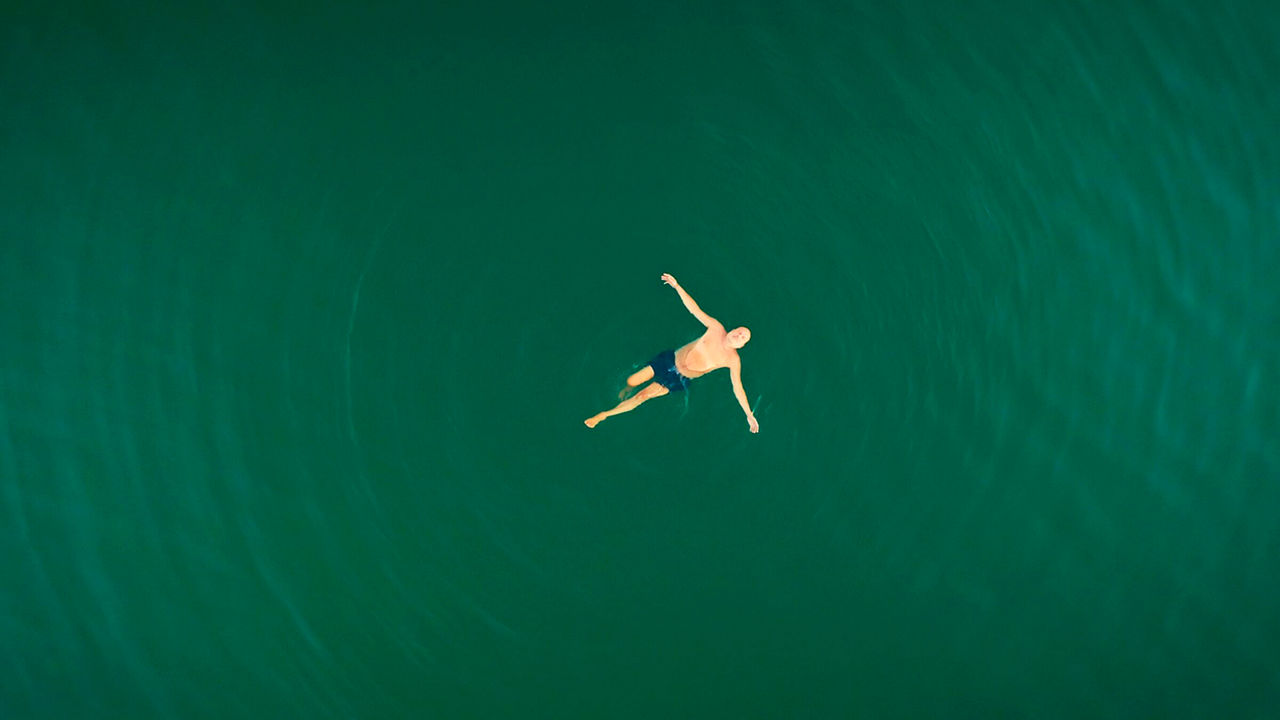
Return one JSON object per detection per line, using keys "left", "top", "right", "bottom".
{"left": 2, "top": 3, "right": 1277, "bottom": 718}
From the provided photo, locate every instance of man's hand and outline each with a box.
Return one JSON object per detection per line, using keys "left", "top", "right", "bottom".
{"left": 748, "top": 415, "right": 759, "bottom": 433}
{"left": 661, "top": 273, "right": 679, "bottom": 288}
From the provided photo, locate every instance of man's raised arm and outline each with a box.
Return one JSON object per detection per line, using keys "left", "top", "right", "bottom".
{"left": 661, "top": 273, "right": 720, "bottom": 328}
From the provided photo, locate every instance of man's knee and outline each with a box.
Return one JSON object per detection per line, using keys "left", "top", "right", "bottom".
{"left": 628, "top": 366, "right": 655, "bottom": 386}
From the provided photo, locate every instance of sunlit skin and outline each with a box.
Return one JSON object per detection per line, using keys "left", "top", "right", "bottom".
{"left": 585, "top": 274, "right": 758, "bottom": 433}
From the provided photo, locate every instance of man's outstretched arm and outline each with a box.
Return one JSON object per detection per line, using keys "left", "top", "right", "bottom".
{"left": 661, "top": 273, "right": 720, "bottom": 328}
{"left": 729, "top": 359, "right": 759, "bottom": 433}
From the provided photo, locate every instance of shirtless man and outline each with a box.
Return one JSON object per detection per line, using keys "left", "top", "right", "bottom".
{"left": 584, "top": 273, "right": 758, "bottom": 433}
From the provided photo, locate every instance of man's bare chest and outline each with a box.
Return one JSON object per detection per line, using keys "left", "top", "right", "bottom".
{"left": 677, "top": 337, "right": 730, "bottom": 376}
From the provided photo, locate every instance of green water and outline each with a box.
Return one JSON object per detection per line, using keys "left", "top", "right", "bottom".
{"left": 3, "top": 2, "right": 1277, "bottom": 718}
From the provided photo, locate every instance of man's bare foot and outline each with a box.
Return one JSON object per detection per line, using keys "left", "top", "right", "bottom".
{"left": 584, "top": 415, "right": 604, "bottom": 428}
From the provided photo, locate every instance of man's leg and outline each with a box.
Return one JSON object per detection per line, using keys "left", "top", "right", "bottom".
{"left": 619, "top": 365, "right": 656, "bottom": 399}
{"left": 586, "top": 381, "right": 670, "bottom": 428}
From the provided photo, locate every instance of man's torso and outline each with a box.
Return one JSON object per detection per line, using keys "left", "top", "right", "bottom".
{"left": 674, "top": 325, "right": 735, "bottom": 379}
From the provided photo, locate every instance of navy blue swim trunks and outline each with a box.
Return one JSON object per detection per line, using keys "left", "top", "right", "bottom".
{"left": 647, "top": 349, "right": 690, "bottom": 392}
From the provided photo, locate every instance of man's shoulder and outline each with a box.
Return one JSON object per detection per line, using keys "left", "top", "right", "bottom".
{"left": 693, "top": 325, "right": 721, "bottom": 343}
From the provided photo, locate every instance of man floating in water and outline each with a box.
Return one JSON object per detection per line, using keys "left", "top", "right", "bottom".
{"left": 585, "top": 273, "right": 758, "bottom": 433}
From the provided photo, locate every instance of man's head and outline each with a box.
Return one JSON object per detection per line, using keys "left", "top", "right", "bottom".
{"left": 726, "top": 326, "right": 751, "bottom": 349}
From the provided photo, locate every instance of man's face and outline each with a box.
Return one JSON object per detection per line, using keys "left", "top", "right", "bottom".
{"left": 728, "top": 327, "right": 751, "bottom": 348}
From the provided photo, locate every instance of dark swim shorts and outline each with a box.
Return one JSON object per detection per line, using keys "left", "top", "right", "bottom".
{"left": 647, "top": 349, "right": 690, "bottom": 392}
